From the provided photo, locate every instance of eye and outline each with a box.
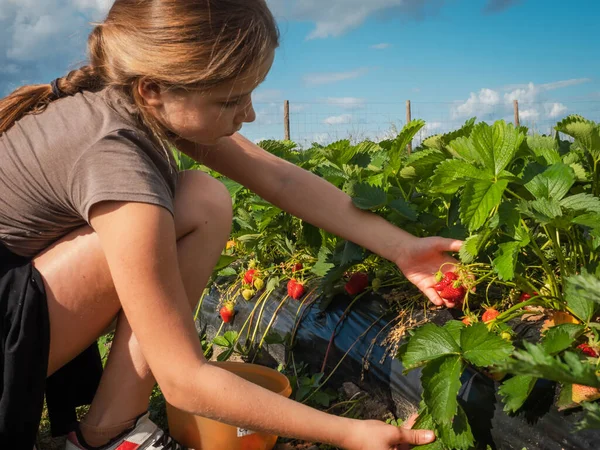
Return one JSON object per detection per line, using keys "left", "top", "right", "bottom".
{"left": 222, "top": 98, "right": 244, "bottom": 108}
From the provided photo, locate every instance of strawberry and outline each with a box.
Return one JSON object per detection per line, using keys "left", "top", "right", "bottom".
{"left": 461, "top": 317, "right": 472, "bottom": 326}
{"left": 519, "top": 291, "right": 539, "bottom": 301}
{"left": 345, "top": 272, "right": 369, "bottom": 296}
{"left": 439, "top": 282, "right": 466, "bottom": 303}
{"left": 243, "top": 269, "right": 257, "bottom": 285}
{"left": 292, "top": 263, "right": 303, "bottom": 273}
{"left": 219, "top": 303, "right": 235, "bottom": 323}
{"left": 434, "top": 271, "right": 459, "bottom": 291}
{"left": 253, "top": 278, "right": 265, "bottom": 291}
{"left": 242, "top": 289, "right": 255, "bottom": 301}
{"left": 287, "top": 279, "right": 305, "bottom": 300}
{"left": 577, "top": 343, "right": 599, "bottom": 357}
{"left": 226, "top": 240, "right": 236, "bottom": 250}
{"left": 572, "top": 384, "right": 600, "bottom": 404}
{"left": 482, "top": 308, "right": 500, "bottom": 323}
{"left": 500, "top": 331, "right": 512, "bottom": 341}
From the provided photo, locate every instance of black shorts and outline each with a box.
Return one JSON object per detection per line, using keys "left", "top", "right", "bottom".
{"left": 0, "top": 243, "right": 49, "bottom": 448}
{"left": 0, "top": 243, "right": 103, "bottom": 449}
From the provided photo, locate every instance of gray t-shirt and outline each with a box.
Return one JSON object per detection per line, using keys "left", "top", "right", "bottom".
{"left": 0, "top": 87, "right": 178, "bottom": 258}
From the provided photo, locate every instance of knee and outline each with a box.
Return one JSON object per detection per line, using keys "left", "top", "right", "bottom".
{"left": 175, "top": 171, "right": 233, "bottom": 234}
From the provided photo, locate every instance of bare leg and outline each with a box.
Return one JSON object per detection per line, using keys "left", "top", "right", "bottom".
{"left": 33, "top": 171, "right": 232, "bottom": 441}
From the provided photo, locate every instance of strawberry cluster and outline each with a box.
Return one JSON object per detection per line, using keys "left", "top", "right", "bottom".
{"left": 433, "top": 271, "right": 466, "bottom": 305}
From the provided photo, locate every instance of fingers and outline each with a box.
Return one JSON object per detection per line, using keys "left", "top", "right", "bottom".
{"left": 401, "top": 413, "right": 419, "bottom": 429}
{"left": 398, "top": 428, "right": 436, "bottom": 446}
{"left": 436, "top": 237, "right": 463, "bottom": 253}
{"left": 423, "top": 286, "right": 444, "bottom": 306}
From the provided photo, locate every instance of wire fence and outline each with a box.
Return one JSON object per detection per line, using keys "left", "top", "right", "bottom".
{"left": 242, "top": 100, "right": 600, "bottom": 148}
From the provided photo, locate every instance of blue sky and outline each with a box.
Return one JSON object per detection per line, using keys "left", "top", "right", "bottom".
{"left": 1, "top": 0, "right": 598, "bottom": 146}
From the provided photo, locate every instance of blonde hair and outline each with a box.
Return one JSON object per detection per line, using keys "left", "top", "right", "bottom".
{"left": 0, "top": 0, "right": 280, "bottom": 147}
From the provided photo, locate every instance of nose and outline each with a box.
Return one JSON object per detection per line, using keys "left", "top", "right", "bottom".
{"left": 238, "top": 100, "right": 256, "bottom": 124}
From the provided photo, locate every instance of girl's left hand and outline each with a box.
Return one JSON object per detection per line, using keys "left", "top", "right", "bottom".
{"left": 393, "top": 236, "right": 463, "bottom": 308}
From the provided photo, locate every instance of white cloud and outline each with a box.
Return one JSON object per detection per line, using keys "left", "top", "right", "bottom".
{"left": 303, "top": 67, "right": 370, "bottom": 85}
{"left": 452, "top": 88, "right": 501, "bottom": 118}
{"left": 324, "top": 114, "right": 353, "bottom": 125}
{"left": 371, "top": 43, "right": 391, "bottom": 49}
{"left": 545, "top": 102, "right": 567, "bottom": 118}
{"left": 326, "top": 97, "right": 366, "bottom": 108}
{"left": 519, "top": 108, "right": 540, "bottom": 121}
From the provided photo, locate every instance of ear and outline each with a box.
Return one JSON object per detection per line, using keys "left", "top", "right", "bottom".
{"left": 137, "top": 78, "right": 164, "bottom": 107}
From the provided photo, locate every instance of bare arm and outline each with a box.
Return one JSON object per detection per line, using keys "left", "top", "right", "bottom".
{"left": 89, "top": 201, "right": 432, "bottom": 449}
{"left": 176, "top": 133, "right": 415, "bottom": 263}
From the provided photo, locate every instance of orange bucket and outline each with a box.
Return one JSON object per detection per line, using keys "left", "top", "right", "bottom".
{"left": 166, "top": 361, "right": 293, "bottom": 450}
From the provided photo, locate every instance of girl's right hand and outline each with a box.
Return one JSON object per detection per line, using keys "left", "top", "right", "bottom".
{"left": 343, "top": 416, "right": 435, "bottom": 450}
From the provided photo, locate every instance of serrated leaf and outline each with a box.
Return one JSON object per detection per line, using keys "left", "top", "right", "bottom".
{"left": 577, "top": 402, "right": 600, "bottom": 431}
{"left": 492, "top": 241, "right": 522, "bottom": 281}
{"left": 560, "top": 193, "right": 600, "bottom": 214}
{"left": 499, "top": 342, "right": 600, "bottom": 387}
{"left": 351, "top": 183, "right": 388, "bottom": 210}
{"left": 542, "top": 323, "right": 585, "bottom": 356}
{"left": 460, "top": 323, "right": 514, "bottom": 367}
{"left": 565, "top": 272, "right": 600, "bottom": 322}
{"left": 527, "top": 135, "right": 561, "bottom": 164}
{"left": 437, "top": 405, "right": 475, "bottom": 450}
{"left": 530, "top": 197, "right": 563, "bottom": 220}
{"left": 421, "top": 355, "right": 464, "bottom": 425}
{"left": 221, "top": 178, "right": 245, "bottom": 197}
{"left": 470, "top": 120, "right": 525, "bottom": 176}
{"left": 555, "top": 115, "right": 600, "bottom": 160}
{"left": 459, "top": 234, "right": 482, "bottom": 264}
{"left": 402, "top": 323, "right": 461, "bottom": 370}
{"left": 388, "top": 198, "right": 418, "bottom": 221}
{"left": 390, "top": 119, "right": 426, "bottom": 162}
{"left": 499, "top": 375, "right": 537, "bottom": 413}
{"left": 214, "top": 254, "right": 236, "bottom": 272}
{"left": 212, "top": 336, "right": 230, "bottom": 347}
{"left": 341, "top": 241, "right": 364, "bottom": 266}
{"left": 443, "top": 320, "right": 466, "bottom": 345}
{"left": 524, "top": 163, "right": 575, "bottom": 201}
{"left": 302, "top": 221, "right": 322, "bottom": 252}
{"left": 447, "top": 136, "right": 479, "bottom": 162}
{"left": 460, "top": 180, "right": 508, "bottom": 232}
{"left": 430, "top": 159, "right": 490, "bottom": 194}
{"left": 570, "top": 162, "right": 589, "bottom": 181}
{"left": 266, "top": 276, "right": 280, "bottom": 291}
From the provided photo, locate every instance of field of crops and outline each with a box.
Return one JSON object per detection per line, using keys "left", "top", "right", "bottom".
{"left": 174, "top": 114, "right": 600, "bottom": 449}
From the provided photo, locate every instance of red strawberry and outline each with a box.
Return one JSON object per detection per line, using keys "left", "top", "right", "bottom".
{"left": 292, "top": 263, "right": 303, "bottom": 273}
{"left": 345, "top": 272, "right": 369, "bottom": 295}
{"left": 439, "top": 282, "right": 466, "bottom": 303}
{"left": 287, "top": 279, "right": 305, "bottom": 300}
{"left": 434, "top": 271, "right": 459, "bottom": 291}
{"left": 519, "top": 291, "right": 539, "bottom": 301}
{"left": 243, "top": 269, "right": 257, "bottom": 285}
{"left": 461, "top": 317, "right": 472, "bottom": 326}
{"left": 482, "top": 308, "right": 500, "bottom": 323}
{"left": 577, "top": 343, "right": 599, "bottom": 357}
{"left": 219, "top": 303, "right": 235, "bottom": 323}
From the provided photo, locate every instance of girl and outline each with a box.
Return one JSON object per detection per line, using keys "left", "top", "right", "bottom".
{"left": 0, "top": 1, "right": 461, "bottom": 449}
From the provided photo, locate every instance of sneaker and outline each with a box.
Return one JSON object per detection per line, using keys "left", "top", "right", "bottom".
{"left": 64, "top": 412, "right": 189, "bottom": 450}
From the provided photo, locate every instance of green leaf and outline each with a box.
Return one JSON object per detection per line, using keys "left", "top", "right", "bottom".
{"left": 492, "top": 241, "right": 522, "bottom": 281}
{"left": 459, "top": 234, "right": 482, "bottom": 264}
{"left": 499, "top": 375, "right": 537, "bottom": 413}
{"left": 470, "top": 120, "right": 525, "bottom": 176}
{"left": 499, "top": 342, "right": 600, "bottom": 387}
{"left": 443, "top": 320, "right": 466, "bottom": 345}
{"left": 560, "top": 193, "right": 600, "bottom": 214}
{"left": 541, "top": 327, "right": 580, "bottom": 355}
{"left": 341, "top": 241, "right": 365, "bottom": 266}
{"left": 565, "top": 272, "right": 600, "bottom": 322}
{"left": 402, "top": 323, "right": 461, "bottom": 370}
{"left": 530, "top": 198, "right": 563, "bottom": 220}
{"left": 421, "top": 355, "right": 464, "bottom": 425}
{"left": 302, "top": 221, "right": 323, "bottom": 251}
{"left": 430, "top": 159, "right": 490, "bottom": 194}
{"left": 460, "top": 323, "right": 514, "bottom": 367}
{"left": 221, "top": 178, "right": 245, "bottom": 197}
{"left": 351, "top": 183, "right": 388, "bottom": 210}
{"left": 447, "top": 136, "right": 479, "bottom": 162}
{"left": 555, "top": 115, "right": 600, "bottom": 160}
{"left": 412, "top": 411, "right": 445, "bottom": 450}
{"left": 460, "top": 180, "right": 508, "bottom": 232}
{"left": 389, "top": 119, "right": 426, "bottom": 162}
{"left": 266, "top": 276, "right": 280, "bottom": 291}
{"left": 214, "top": 254, "right": 236, "bottom": 272}
{"left": 388, "top": 198, "right": 418, "bottom": 221}
{"left": 577, "top": 402, "right": 600, "bottom": 431}
{"left": 437, "top": 405, "right": 475, "bottom": 450}
{"left": 524, "top": 163, "right": 575, "bottom": 201}
{"left": 212, "top": 336, "right": 231, "bottom": 347}
{"left": 527, "top": 135, "right": 561, "bottom": 164}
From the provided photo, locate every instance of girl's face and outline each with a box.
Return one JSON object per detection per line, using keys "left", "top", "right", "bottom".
{"left": 154, "top": 51, "right": 274, "bottom": 145}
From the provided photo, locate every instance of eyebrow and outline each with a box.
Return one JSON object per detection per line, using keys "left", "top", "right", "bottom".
{"left": 219, "top": 91, "right": 253, "bottom": 102}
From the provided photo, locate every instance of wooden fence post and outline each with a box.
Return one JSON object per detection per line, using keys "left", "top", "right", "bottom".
{"left": 406, "top": 100, "right": 412, "bottom": 154}
{"left": 513, "top": 100, "right": 520, "bottom": 127}
{"left": 284, "top": 100, "right": 290, "bottom": 141}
